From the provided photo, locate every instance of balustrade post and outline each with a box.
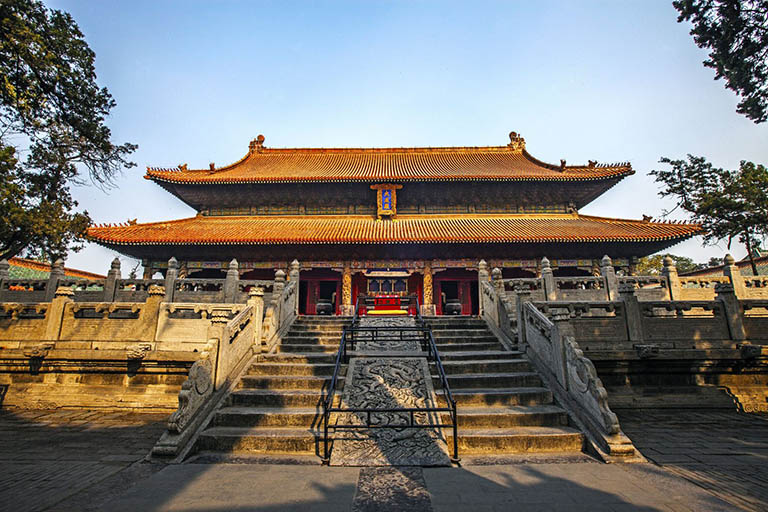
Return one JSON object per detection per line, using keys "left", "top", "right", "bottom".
{"left": 273, "top": 269, "right": 286, "bottom": 322}
{"left": 541, "top": 257, "right": 557, "bottom": 301}
{"left": 550, "top": 308, "right": 572, "bottom": 388}
{"left": 248, "top": 287, "right": 265, "bottom": 352}
{"left": 104, "top": 258, "right": 121, "bottom": 302}
{"left": 0, "top": 259, "right": 9, "bottom": 302}
{"left": 619, "top": 283, "right": 643, "bottom": 343}
{"left": 421, "top": 262, "right": 436, "bottom": 316}
{"left": 289, "top": 260, "right": 301, "bottom": 315}
{"left": 478, "top": 260, "right": 488, "bottom": 316}
{"left": 45, "top": 259, "right": 66, "bottom": 302}
{"left": 723, "top": 254, "right": 747, "bottom": 299}
{"left": 139, "top": 285, "right": 165, "bottom": 342}
{"left": 224, "top": 259, "right": 239, "bottom": 303}
{"left": 491, "top": 267, "right": 505, "bottom": 299}
{"left": 207, "top": 309, "right": 229, "bottom": 390}
{"left": 661, "top": 256, "right": 680, "bottom": 300}
{"left": 515, "top": 290, "right": 532, "bottom": 348}
{"left": 164, "top": 257, "right": 178, "bottom": 303}
{"left": 44, "top": 286, "right": 73, "bottom": 341}
{"left": 600, "top": 255, "right": 619, "bottom": 301}
{"left": 341, "top": 263, "right": 353, "bottom": 316}
{"left": 715, "top": 282, "right": 746, "bottom": 341}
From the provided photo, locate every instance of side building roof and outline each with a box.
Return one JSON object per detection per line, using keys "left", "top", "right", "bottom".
{"left": 7, "top": 257, "right": 106, "bottom": 280}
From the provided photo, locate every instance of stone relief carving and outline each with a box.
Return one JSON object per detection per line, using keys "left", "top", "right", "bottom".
{"left": 331, "top": 358, "right": 449, "bottom": 466}
{"left": 331, "top": 317, "right": 450, "bottom": 466}
{"left": 126, "top": 343, "right": 152, "bottom": 360}
{"left": 563, "top": 336, "right": 620, "bottom": 435}
{"left": 167, "top": 339, "right": 215, "bottom": 434}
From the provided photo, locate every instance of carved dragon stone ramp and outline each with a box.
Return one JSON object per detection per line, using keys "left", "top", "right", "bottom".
{"left": 330, "top": 317, "right": 451, "bottom": 466}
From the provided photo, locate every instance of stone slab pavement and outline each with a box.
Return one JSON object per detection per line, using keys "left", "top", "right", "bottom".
{"left": 0, "top": 408, "right": 168, "bottom": 512}
{"left": 97, "top": 461, "right": 735, "bottom": 512}
{"left": 1, "top": 407, "right": 765, "bottom": 511}
{"left": 617, "top": 409, "right": 768, "bottom": 512}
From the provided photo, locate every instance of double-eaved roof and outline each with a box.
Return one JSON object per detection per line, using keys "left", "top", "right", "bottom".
{"left": 88, "top": 133, "right": 700, "bottom": 257}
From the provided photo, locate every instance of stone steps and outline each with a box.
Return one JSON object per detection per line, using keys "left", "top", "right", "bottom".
{"left": 427, "top": 318, "right": 585, "bottom": 457}
{"left": 197, "top": 426, "right": 317, "bottom": 454}
{"left": 239, "top": 374, "right": 343, "bottom": 390}
{"left": 445, "top": 405, "right": 568, "bottom": 428}
{"left": 445, "top": 426, "right": 584, "bottom": 453}
{"left": 257, "top": 353, "right": 336, "bottom": 364}
{"left": 247, "top": 363, "right": 340, "bottom": 376}
{"left": 192, "top": 316, "right": 349, "bottom": 458}
{"left": 438, "top": 372, "right": 543, "bottom": 389}
{"left": 440, "top": 350, "right": 524, "bottom": 361}
{"left": 432, "top": 342, "right": 504, "bottom": 352}
{"left": 228, "top": 389, "right": 330, "bottom": 408}
{"left": 214, "top": 406, "right": 323, "bottom": 428}
{"left": 451, "top": 387, "right": 554, "bottom": 406}
{"left": 193, "top": 314, "right": 588, "bottom": 461}
{"left": 278, "top": 344, "right": 339, "bottom": 353}
{"left": 440, "top": 359, "right": 532, "bottom": 374}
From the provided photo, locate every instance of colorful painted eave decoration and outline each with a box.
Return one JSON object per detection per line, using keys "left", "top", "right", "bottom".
{"left": 87, "top": 214, "right": 701, "bottom": 246}
{"left": 143, "top": 134, "right": 634, "bottom": 185}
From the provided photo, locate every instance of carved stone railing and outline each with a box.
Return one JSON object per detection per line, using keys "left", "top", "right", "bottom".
{"left": 152, "top": 287, "right": 265, "bottom": 460}
{"left": 521, "top": 303, "right": 640, "bottom": 461}
{"left": 479, "top": 274, "right": 514, "bottom": 343}
{"left": 261, "top": 271, "right": 299, "bottom": 352}
{"left": 0, "top": 257, "right": 292, "bottom": 305}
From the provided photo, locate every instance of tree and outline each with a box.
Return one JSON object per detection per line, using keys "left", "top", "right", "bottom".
{"left": 0, "top": 0, "right": 136, "bottom": 260}
{"left": 650, "top": 155, "right": 768, "bottom": 275}
{"left": 635, "top": 254, "right": 701, "bottom": 275}
{"left": 673, "top": 0, "right": 768, "bottom": 123}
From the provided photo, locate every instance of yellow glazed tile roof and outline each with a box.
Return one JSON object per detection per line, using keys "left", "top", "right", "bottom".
{"left": 87, "top": 214, "right": 700, "bottom": 246}
{"left": 145, "top": 134, "right": 633, "bottom": 184}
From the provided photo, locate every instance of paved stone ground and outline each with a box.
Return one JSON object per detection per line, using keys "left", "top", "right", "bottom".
{"left": 2, "top": 406, "right": 766, "bottom": 511}
{"left": 617, "top": 409, "right": 768, "bottom": 512}
{"left": 0, "top": 408, "right": 168, "bottom": 512}
{"left": 96, "top": 461, "right": 735, "bottom": 511}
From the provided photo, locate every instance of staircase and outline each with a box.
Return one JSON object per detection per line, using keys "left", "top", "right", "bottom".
{"left": 424, "top": 316, "right": 585, "bottom": 456}
{"left": 191, "top": 314, "right": 585, "bottom": 461}
{"left": 193, "top": 316, "right": 347, "bottom": 459}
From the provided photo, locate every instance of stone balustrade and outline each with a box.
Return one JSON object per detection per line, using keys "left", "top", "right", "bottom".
{"left": 0, "top": 262, "right": 300, "bottom": 419}
{"left": 0, "top": 257, "right": 276, "bottom": 304}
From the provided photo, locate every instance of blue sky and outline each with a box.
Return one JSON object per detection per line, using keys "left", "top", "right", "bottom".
{"left": 46, "top": 0, "right": 768, "bottom": 274}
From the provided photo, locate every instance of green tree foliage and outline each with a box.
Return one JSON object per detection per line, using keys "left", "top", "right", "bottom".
{"left": 650, "top": 155, "right": 768, "bottom": 275}
{"left": 673, "top": 0, "right": 768, "bottom": 123}
{"left": 635, "top": 254, "right": 702, "bottom": 275}
{"left": 0, "top": 0, "right": 136, "bottom": 260}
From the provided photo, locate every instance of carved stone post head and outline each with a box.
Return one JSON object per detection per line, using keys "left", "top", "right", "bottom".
{"left": 110, "top": 257, "right": 121, "bottom": 272}
{"left": 167, "top": 257, "right": 179, "bottom": 271}
{"left": 541, "top": 257, "right": 552, "bottom": 274}
{"left": 54, "top": 286, "right": 75, "bottom": 299}
{"left": 478, "top": 260, "right": 489, "bottom": 281}
{"left": 661, "top": 255, "right": 677, "bottom": 275}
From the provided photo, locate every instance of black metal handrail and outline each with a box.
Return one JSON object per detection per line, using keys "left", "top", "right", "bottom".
{"left": 321, "top": 295, "right": 459, "bottom": 464}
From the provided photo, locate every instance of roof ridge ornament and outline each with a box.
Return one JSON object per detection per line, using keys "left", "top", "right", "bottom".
{"left": 249, "top": 134, "right": 266, "bottom": 153}
{"left": 507, "top": 131, "right": 525, "bottom": 151}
